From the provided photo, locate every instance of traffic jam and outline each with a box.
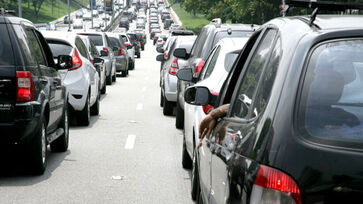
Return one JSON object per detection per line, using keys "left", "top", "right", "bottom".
{"left": 1, "top": 0, "right": 363, "bottom": 203}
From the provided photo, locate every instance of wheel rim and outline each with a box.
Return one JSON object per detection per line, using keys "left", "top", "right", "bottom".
{"left": 41, "top": 124, "right": 46, "bottom": 164}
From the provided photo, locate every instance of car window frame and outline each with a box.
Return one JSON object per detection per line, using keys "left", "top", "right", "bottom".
{"left": 198, "top": 45, "right": 220, "bottom": 81}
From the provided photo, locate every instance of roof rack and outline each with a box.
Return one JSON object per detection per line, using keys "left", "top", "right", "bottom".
{"left": 0, "top": 8, "right": 16, "bottom": 16}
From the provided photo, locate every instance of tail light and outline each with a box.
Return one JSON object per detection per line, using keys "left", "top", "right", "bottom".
{"left": 118, "top": 47, "right": 123, "bottom": 56}
{"left": 70, "top": 49, "right": 83, "bottom": 71}
{"left": 251, "top": 165, "right": 302, "bottom": 204}
{"left": 202, "top": 91, "right": 218, "bottom": 114}
{"left": 157, "top": 39, "right": 162, "bottom": 42}
{"left": 163, "top": 41, "right": 166, "bottom": 45}
{"left": 16, "top": 71, "right": 34, "bottom": 102}
{"left": 103, "top": 47, "right": 110, "bottom": 55}
{"left": 193, "top": 60, "right": 205, "bottom": 78}
{"left": 125, "top": 42, "right": 131, "bottom": 47}
{"left": 164, "top": 53, "right": 169, "bottom": 60}
{"left": 168, "top": 57, "right": 178, "bottom": 75}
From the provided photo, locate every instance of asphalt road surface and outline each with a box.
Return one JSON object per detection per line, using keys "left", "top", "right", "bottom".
{"left": 0, "top": 16, "right": 194, "bottom": 204}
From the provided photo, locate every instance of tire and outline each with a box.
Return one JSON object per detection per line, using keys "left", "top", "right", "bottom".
{"left": 101, "top": 82, "right": 106, "bottom": 94}
{"left": 191, "top": 150, "right": 199, "bottom": 200}
{"left": 175, "top": 100, "right": 184, "bottom": 129}
{"left": 141, "top": 46, "right": 144, "bottom": 51}
{"left": 78, "top": 94, "right": 90, "bottom": 126}
{"left": 160, "top": 91, "right": 164, "bottom": 107}
{"left": 27, "top": 118, "right": 47, "bottom": 175}
{"left": 106, "top": 73, "right": 112, "bottom": 85}
{"left": 121, "top": 70, "right": 127, "bottom": 77}
{"left": 137, "top": 53, "right": 141, "bottom": 58}
{"left": 182, "top": 136, "right": 192, "bottom": 169}
{"left": 112, "top": 72, "right": 116, "bottom": 82}
{"left": 50, "top": 104, "right": 69, "bottom": 152}
{"left": 197, "top": 186, "right": 203, "bottom": 204}
{"left": 163, "top": 96, "right": 174, "bottom": 116}
{"left": 90, "top": 92, "right": 100, "bottom": 116}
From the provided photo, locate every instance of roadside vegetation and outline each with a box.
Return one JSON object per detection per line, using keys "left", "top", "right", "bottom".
{"left": 0, "top": 0, "right": 89, "bottom": 23}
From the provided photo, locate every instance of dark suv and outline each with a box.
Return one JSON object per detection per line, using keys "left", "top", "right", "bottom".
{"left": 127, "top": 32, "right": 141, "bottom": 58}
{"left": 0, "top": 15, "right": 72, "bottom": 174}
{"left": 183, "top": 2, "right": 363, "bottom": 203}
{"left": 174, "top": 20, "right": 257, "bottom": 129}
{"left": 119, "top": 18, "right": 130, "bottom": 30}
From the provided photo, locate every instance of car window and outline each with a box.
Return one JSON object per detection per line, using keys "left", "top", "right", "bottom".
{"left": 0, "top": 25, "right": 14, "bottom": 65}
{"left": 105, "top": 35, "right": 112, "bottom": 48}
{"left": 47, "top": 40, "right": 73, "bottom": 57}
{"left": 13, "top": 25, "right": 34, "bottom": 66}
{"left": 121, "top": 35, "right": 128, "bottom": 42}
{"left": 24, "top": 28, "right": 47, "bottom": 66}
{"left": 90, "top": 42, "right": 100, "bottom": 58}
{"left": 251, "top": 37, "right": 281, "bottom": 119}
{"left": 200, "top": 46, "right": 221, "bottom": 80}
{"left": 213, "top": 31, "right": 252, "bottom": 48}
{"left": 230, "top": 29, "right": 277, "bottom": 119}
{"left": 83, "top": 34, "right": 103, "bottom": 46}
{"left": 75, "top": 38, "right": 90, "bottom": 60}
{"left": 224, "top": 52, "right": 240, "bottom": 72}
{"left": 300, "top": 39, "right": 363, "bottom": 148}
{"left": 109, "top": 37, "right": 121, "bottom": 47}
{"left": 191, "top": 27, "right": 209, "bottom": 57}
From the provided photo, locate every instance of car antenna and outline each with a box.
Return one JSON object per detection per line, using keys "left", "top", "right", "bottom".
{"left": 310, "top": 7, "right": 319, "bottom": 26}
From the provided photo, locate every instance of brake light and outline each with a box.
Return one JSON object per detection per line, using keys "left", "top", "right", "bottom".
{"left": 164, "top": 53, "right": 169, "bottom": 60}
{"left": 157, "top": 39, "right": 162, "bottom": 42}
{"left": 125, "top": 42, "right": 131, "bottom": 47}
{"left": 193, "top": 60, "right": 205, "bottom": 78}
{"left": 251, "top": 165, "right": 302, "bottom": 204}
{"left": 103, "top": 47, "right": 110, "bottom": 55}
{"left": 202, "top": 91, "right": 218, "bottom": 114}
{"left": 168, "top": 57, "right": 178, "bottom": 75}
{"left": 118, "top": 47, "right": 123, "bottom": 56}
{"left": 70, "top": 49, "right": 83, "bottom": 71}
{"left": 16, "top": 71, "right": 34, "bottom": 102}
{"left": 163, "top": 41, "right": 166, "bottom": 45}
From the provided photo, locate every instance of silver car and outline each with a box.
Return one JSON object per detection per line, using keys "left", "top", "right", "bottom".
{"left": 107, "top": 32, "right": 129, "bottom": 77}
{"left": 120, "top": 33, "right": 135, "bottom": 70}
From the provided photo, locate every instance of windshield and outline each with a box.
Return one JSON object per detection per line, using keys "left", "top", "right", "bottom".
{"left": 80, "top": 34, "right": 103, "bottom": 46}
{"left": 300, "top": 39, "right": 363, "bottom": 148}
{"left": 0, "top": 24, "right": 14, "bottom": 65}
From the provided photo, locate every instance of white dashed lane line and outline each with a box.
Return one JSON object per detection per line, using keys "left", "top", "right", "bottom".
{"left": 124, "top": 134, "right": 136, "bottom": 150}
{"left": 136, "top": 103, "right": 143, "bottom": 110}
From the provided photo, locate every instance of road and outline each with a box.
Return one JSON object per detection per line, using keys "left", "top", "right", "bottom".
{"left": 0, "top": 14, "right": 194, "bottom": 204}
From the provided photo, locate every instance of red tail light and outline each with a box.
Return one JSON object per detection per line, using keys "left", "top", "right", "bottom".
{"left": 157, "top": 39, "right": 162, "bottom": 42}
{"left": 163, "top": 41, "right": 166, "bottom": 45}
{"left": 70, "top": 49, "right": 83, "bottom": 71}
{"left": 193, "top": 60, "right": 205, "bottom": 78}
{"left": 16, "top": 71, "right": 34, "bottom": 102}
{"left": 168, "top": 57, "right": 178, "bottom": 75}
{"left": 251, "top": 165, "right": 302, "bottom": 204}
{"left": 103, "top": 47, "right": 110, "bottom": 55}
{"left": 125, "top": 42, "right": 131, "bottom": 47}
{"left": 202, "top": 91, "right": 218, "bottom": 114}
{"left": 118, "top": 47, "right": 123, "bottom": 56}
{"left": 164, "top": 53, "right": 169, "bottom": 60}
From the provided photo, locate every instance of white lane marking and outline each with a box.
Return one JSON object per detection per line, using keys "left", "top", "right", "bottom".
{"left": 136, "top": 103, "right": 143, "bottom": 110}
{"left": 125, "top": 135, "right": 136, "bottom": 149}
{"left": 141, "top": 87, "right": 147, "bottom": 92}
{"left": 145, "top": 76, "right": 150, "bottom": 80}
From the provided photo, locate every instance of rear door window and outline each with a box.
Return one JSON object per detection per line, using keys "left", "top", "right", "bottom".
{"left": 299, "top": 39, "right": 363, "bottom": 148}
{"left": 13, "top": 25, "right": 34, "bottom": 66}
{"left": 0, "top": 24, "right": 14, "bottom": 65}
{"left": 200, "top": 46, "right": 221, "bottom": 80}
{"left": 24, "top": 28, "right": 47, "bottom": 66}
{"left": 109, "top": 37, "right": 121, "bottom": 47}
{"left": 75, "top": 38, "right": 90, "bottom": 60}
{"left": 47, "top": 40, "right": 73, "bottom": 57}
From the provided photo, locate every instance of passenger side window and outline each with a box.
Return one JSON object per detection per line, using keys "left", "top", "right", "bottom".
{"left": 105, "top": 35, "right": 112, "bottom": 48}
{"left": 191, "top": 27, "right": 209, "bottom": 57}
{"left": 75, "top": 38, "right": 90, "bottom": 60}
{"left": 24, "top": 28, "right": 47, "bottom": 66}
{"left": 13, "top": 25, "right": 36, "bottom": 66}
{"left": 200, "top": 46, "right": 221, "bottom": 80}
{"left": 230, "top": 29, "right": 277, "bottom": 119}
{"left": 252, "top": 38, "right": 281, "bottom": 118}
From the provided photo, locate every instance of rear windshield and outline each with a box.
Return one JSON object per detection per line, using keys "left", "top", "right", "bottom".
{"left": 109, "top": 37, "right": 121, "bottom": 47}
{"left": 80, "top": 34, "right": 103, "bottom": 46}
{"left": 128, "top": 34, "right": 137, "bottom": 41}
{"left": 300, "top": 39, "right": 363, "bottom": 148}
{"left": 0, "top": 24, "right": 14, "bottom": 65}
{"left": 122, "top": 36, "right": 128, "bottom": 42}
{"left": 213, "top": 31, "right": 252, "bottom": 48}
{"left": 47, "top": 41, "right": 73, "bottom": 57}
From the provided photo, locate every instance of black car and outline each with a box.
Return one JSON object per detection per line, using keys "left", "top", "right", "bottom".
{"left": 63, "top": 16, "right": 73, "bottom": 24}
{"left": 163, "top": 19, "right": 174, "bottom": 30}
{"left": 182, "top": 1, "right": 363, "bottom": 203}
{"left": 122, "top": 11, "right": 133, "bottom": 22}
{"left": 174, "top": 20, "right": 257, "bottom": 129}
{"left": 119, "top": 18, "right": 129, "bottom": 30}
{"left": 134, "top": 29, "right": 147, "bottom": 51}
{"left": 127, "top": 32, "right": 141, "bottom": 58}
{"left": 0, "top": 15, "right": 71, "bottom": 174}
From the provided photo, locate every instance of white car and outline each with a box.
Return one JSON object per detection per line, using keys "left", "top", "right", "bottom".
{"left": 43, "top": 31, "right": 100, "bottom": 126}
{"left": 180, "top": 38, "right": 249, "bottom": 167}
{"left": 73, "top": 19, "right": 83, "bottom": 29}
{"left": 83, "top": 11, "right": 92, "bottom": 21}
{"left": 120, "top": 33, "right": 135, "bottom": 70}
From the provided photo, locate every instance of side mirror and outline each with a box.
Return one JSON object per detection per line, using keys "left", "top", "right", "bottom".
{"left": 176, "top": 68, "right": 193, "bottom": 82}
{"left": 127, "top": 45, "right": 133, "bottom": 50}
{"left": 156, "top": 54, "right": 165, "bottom": 62}
{"left": 100, "top": 50, "right": 108, "bottom": 57}
{"left": 113, "top": 47, "right": 119, "bottom": 52}
{"left": 57, "top": 55, "right": 73, "bottom": 69}
{"left": 93, "top": 57, "right": 104, "bottom": 64}
{"left": 156, "top": 47, "right": 164, "bottom": 53}
{"left": 173, "top": 48, "right": 188, "bottom": 59}
{"left": 184, "top": 86, "right": 216, "bottom": 106}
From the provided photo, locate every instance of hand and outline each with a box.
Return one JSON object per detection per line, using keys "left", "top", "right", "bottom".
{"left": 199, "top": 115, "right": 216, "bottom": 139}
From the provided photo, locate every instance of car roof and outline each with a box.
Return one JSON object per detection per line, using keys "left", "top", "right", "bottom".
{"left": 41, "top": 31, "right": 78, "bottom": 47}
{"left": 291, "top": 15, "right": 363, "bottom": 30}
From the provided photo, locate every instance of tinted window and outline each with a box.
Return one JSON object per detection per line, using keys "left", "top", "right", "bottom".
{"left": 13, "top": 25, "right": 34, "bottom": 65}
{"left": 90, "top": 42, "right": 100, "bottom": 58}
{"left": 252, "top": 38, "right": 281, "bottom": 118}
{"left": 105, "top": 35, "right": 112, "bottom": 47}
{"left": 75, "top": 38, "right": 89, "bottom": 59}
{"left": 224, "top": 52, "right": 239, "bottom": 72}
{"left": 0, "top": 25, "right": 14, "bottom": 65}
{"left": 300, "top": 39, "right": 363, "bottom": 147}
{"left": 191, "top": 27, "right": 209, "bottom": 57}
{"left": 109, "top": 37, "right": 121, "bottom": 47}
{"left": 128, "top": 34, "right": 137, "bottom": 41}
{"left": 201, "top": 46, "right": 221, "bottom": 80}
{"left": 25, "top": 29, "right": 46, "bottom": 66}
{"left": 83, "top": 34, "right": 103, "bottom": 46}
{"left": 231, "top": 29, "right": 277, "bottom": 119}
{"left": 213, "top": 31, "right": 252, "bottom": 48}
{"left": 122, "top": 36, "right": 128, "bottom": 42}
{"left": 48, "top": 41, "right": 73, "bottom": 57}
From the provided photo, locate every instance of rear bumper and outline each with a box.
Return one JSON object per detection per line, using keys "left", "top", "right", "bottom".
{"left": 0, "top": 102, "right": 41, "bottom": 144}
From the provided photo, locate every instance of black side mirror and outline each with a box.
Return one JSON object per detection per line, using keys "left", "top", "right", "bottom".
{"left": 176, "top": 68, "right": 193, "bottom": 82}
{"left": 184, "top": 86, "right": 218, "bottom": 106}
{"left": 156, "top": 54, "right": 165, "bottom": 62}
{"left": 93, "top": 57, "right": 104, "bottom": 64}
{"left": 113, "top": 47, "right": 119, "bottom": 52}
{"left": 100, "top": 50, "right": 108, "bottom": 57}
{"left": 127, "top": 44, "right": 133, "bottom": 50}
{"left": 174, "top": 48, "right": 188, "bottom": 59}
{"left": 156, "top": 47, "right": 164, "bottom": 53}
{"left": 57, "top": 55, "right": 73, "bottom": 69}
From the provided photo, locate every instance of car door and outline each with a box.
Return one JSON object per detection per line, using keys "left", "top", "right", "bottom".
{"left": 208, "top": 28, "right": 279, "bottom": 204}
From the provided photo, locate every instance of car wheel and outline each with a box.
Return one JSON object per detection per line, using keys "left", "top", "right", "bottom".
{"left": 142, "top": 46, "right": 144, "bottom": 51}
{"left": 163, "top": 96, "right": 173, "bottom": 116}
{"left": 106, "top": 73, "right": 112, "bottom": 85}
{"left": 50, "top": 104, "right": 69, "bottom": 152}
{"left": 137, "top": 53, "right": 141, "bottom": 58}
{"left": 121, "top": 70, "right": 127, "bottom": 77}
{"left": 175, "top": 100, "right": 184, "bottom": 129}
{"left": 90, "top": 92, "right": 100, "bottom": 116}
{"left": 197, "top": 186, "right": 203, "bottom": 204}
{"left": 112, "top": 72, "right": 116, "bottom": 82}
{"left": 182, "top": 136, "right": 192, "bottom": 169}
{"left": 27, "top": 118, "right": 47, "bottom": 175}
{"left": 101, "top": 82, "right": 106, "bottom": 94}
{"left": 78, "top": 94, "right": 90, "bottom": 126}
{"left": 191, "top": 149, "right": 199, "bottom": 200}
{"left": 160, "top": 91, "right": 164, "bottom": 107}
